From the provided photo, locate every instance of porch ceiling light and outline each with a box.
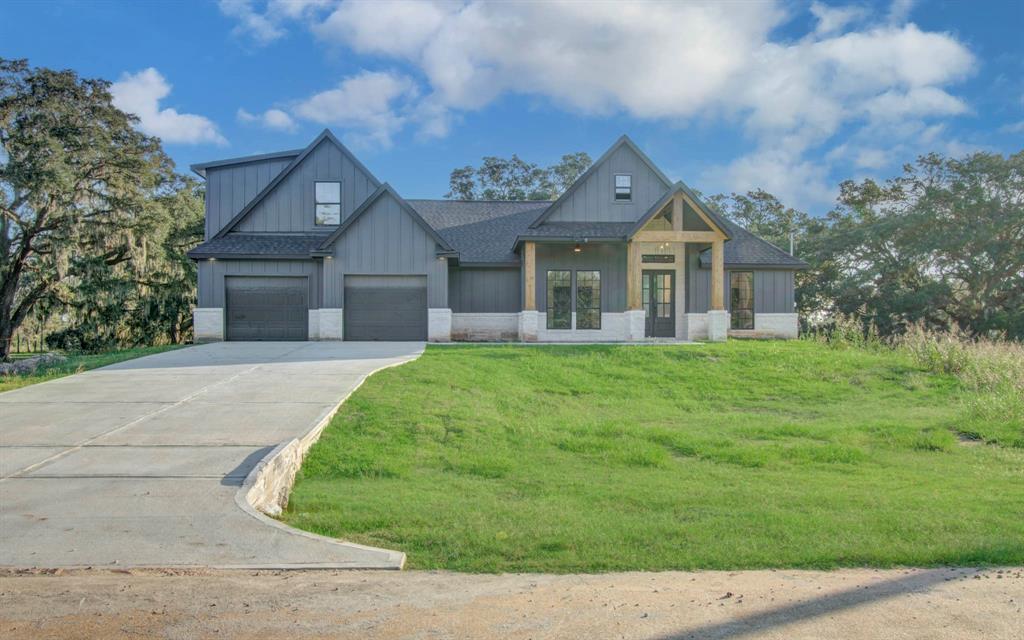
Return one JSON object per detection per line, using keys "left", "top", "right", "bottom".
{"left": 573, "top": 243, "right": 582, "bottom": 253}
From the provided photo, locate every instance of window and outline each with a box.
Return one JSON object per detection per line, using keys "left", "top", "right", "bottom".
{"left": 546, "top": 270, "right": 571, "bottom": 329}
{"left": 730, "top": 272, "right": 754, "bottom": 330}
{"left": 315, "top": 181, "right": 341, "bottom": 225}
{"left": 576, "top": 271, "right": 601, "bottom": 330}
{"left": 614, "top": 174, "right": 632, "bottom": 201}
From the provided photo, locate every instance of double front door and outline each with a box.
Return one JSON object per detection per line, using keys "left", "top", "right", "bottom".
{"left": 642, "top": 270, "right": 675, "bottom": 337}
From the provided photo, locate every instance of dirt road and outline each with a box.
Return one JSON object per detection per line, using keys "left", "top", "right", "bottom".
{"left": 1, "top": 567, "right": 1020, "bottom": 639}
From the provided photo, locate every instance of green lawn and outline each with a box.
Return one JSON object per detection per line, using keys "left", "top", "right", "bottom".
{"left": 282, "top": 341, "right": 1024, "bottom": 573}
{"left": 0, "top": 345, "right": 184, "bottom": 393}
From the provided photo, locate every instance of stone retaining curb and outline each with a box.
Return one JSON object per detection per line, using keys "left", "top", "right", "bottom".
{"left": 233, "top": 356, "right": 420, "bottom": 570}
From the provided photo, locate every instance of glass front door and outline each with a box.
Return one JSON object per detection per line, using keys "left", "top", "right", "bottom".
{"left": 642, "top": 270, "right": 675, "bottom": 337}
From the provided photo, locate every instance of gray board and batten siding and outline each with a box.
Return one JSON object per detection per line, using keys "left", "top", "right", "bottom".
{"left": 539, "top": 139, "right": 672, "bottom": 224}
{"left": 321, "top": 190, "right": 448, "bottom": 309}
{"left": 685, "top": 247, "right": 795, "bottom": 314}
{"left": 202, "top": 156, "right": 293, "bottom": 239}
{"left": 533, "top": 242, "right": 628, "bottom": 312}
{"left": 448, "top": 267, "right": 522, "bottom": 313}
{"left": 232, "top": 139, "right": 378, "bottom": 235}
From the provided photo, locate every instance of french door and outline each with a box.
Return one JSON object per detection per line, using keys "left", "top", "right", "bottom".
{"left": 642, "top": 270, "right": 675, "bottom": 337}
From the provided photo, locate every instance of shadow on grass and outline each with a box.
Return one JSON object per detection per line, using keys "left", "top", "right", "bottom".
{"left": 655, "top": 568, "right": 966, "bottom": 640}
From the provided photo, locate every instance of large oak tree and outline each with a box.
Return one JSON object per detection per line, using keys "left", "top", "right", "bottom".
{"left": 0, "top": 58, "right": 173, "bottom": 359}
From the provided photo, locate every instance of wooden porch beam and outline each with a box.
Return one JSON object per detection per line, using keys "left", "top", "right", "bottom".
{"left": 633, "top": 230, "right": 721, "bottom": 243}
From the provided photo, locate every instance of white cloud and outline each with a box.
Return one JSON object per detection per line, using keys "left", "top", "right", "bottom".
{"left": 887, "top": 0, "right": 917, "bottom": 25}
{"left": 810, "top": 2, "right": 865, "bottom": 36}
{"left": 702, "top": 148, "right": 837, "bottom": 212}
{"left": 223, "top": 0, "right": 977, "bottom": 208}
{"left": 111, "top": 68, "right": 226, "bottom": 145}
{"left": 999, "top": 120, "right": 1024, "bottom": 134}
{"left": 218, "top": 0, "right": 286, "bottom": 45}
{"left": 292, "top": 71, "right": 419, "bottom": 148}
{"left": 237, "top": 107, "right": 297, "bottom": 131}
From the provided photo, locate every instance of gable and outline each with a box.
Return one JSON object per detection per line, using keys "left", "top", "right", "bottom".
{"left": 203, "top": 157, "right": 292, "bottom": 239}
{"left": 231, "top": 137, "right": 379, "bottom": 234}
{"left": 325, "top": 189, "right": 446, "bottom": 268}
{"left": 539, "top": 138, "right": 672, "bottom": 225}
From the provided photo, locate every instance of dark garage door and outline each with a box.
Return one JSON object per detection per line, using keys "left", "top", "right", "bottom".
{"left": 225, "top": 276, "right": 308, "bottom": 341}
{"left": 344, "top": 275, "right": 427, "bottom": 341}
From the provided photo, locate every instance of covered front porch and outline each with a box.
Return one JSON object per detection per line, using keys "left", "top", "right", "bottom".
{"left": 517, "top": 186, "right": 730, "bottom": 342}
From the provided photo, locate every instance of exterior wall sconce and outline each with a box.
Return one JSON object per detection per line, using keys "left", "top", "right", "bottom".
{"left": 573, "top": 243, "right": 582, "bottom": 253}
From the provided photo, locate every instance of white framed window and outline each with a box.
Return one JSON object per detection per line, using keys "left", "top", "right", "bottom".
{"left": 614, "top": 174, "right": 632, "bottom": 201}
{"left": 315, "top": 181, "right": 341, "bottom": 225}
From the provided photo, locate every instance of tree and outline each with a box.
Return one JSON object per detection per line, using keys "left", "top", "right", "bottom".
{"left": 706, "top": 189, "right": 810, "bottom": 253}
{"left": 0, "top": 58, "right": 172, "bottom": 359}
{"left": 446, "top": 152, "right": 592, "bottom": 200}
{"left": 798, "top": 152, "right": 1024, "bottom": 338}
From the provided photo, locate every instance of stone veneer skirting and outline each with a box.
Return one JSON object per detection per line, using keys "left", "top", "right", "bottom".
{"left": 451, "top": 313, "right": 520, "bottom": 341}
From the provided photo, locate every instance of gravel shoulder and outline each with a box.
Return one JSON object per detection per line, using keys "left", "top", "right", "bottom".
{"left": 1, "top": 567, "right": 1020, "bottom": 639}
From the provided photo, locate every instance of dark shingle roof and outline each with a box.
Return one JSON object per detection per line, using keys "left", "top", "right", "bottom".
{"left": 407, "top": 200, "right": 548, "bottom": 263}
{"left": 187, "top": 234, "right": 329, "bottom": 259}
{"left": 187, "top": 200, "right": 807, "bottom": 269}
{"left": 699, "top": 218, "right": 808, "bottom": 269}
{"left": 518, "top": 222, "right": 636, "bottom": 240}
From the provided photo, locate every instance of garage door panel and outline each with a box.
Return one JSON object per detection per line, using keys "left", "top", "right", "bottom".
{"left": 344, "top": 276, "right": 427, "bottom": 341}
{"left": 226, "top": 277, "right": 308, "bottom": 341}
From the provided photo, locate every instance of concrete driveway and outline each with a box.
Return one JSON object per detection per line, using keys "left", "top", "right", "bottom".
{"left": 0, "top": 341, "right": 423, "bottom": 569}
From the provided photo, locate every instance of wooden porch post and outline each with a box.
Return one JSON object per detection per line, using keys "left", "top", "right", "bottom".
{"left": 711, "top": 238, "right": 725, "bottom": 311}
{"left": 523, "top": 241, "right": 536, "bottom": 311}
{"left": 627, "top": 240, "right": 642, "bottom": 310}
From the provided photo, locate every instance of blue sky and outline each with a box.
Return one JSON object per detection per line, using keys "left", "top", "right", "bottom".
{"left": 2, "top": 0, "right": 1022, "bottom": 214}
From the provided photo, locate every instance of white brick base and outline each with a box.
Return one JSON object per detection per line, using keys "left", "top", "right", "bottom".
{"left": 193, "top": 308, "right": 224, "bottom": 342}
{"left": 307, "top": 310, "right": 320, "bottom": 340}
{"left": 682, "top": 313, "right": 708, "bottom": 341}
{"left": 318, "top": 308, "right": 344, "bottom": 340}
{"left": 451, "top": 313, "right": 520, "bottom": 341}
{"left": 518, "top": 310, "right": 539, "bottom": 342}
{"left": 625, "top": 309, "right": 645, "bottom": 341}
{"left": 535, "top": 312, "right": 632, "bottom": 342}
{"left": 752, "top": 313, "right": 798, "bottom": 339}
{"left": 428, "top": 308, "right": 452, "bottom": 342}
{"left": 707, "top": 310, "right": 729, "bottom": 342}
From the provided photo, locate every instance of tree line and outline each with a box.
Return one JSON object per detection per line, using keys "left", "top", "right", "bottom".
{"left": 2, "top": 58, "right": 1020, "bottom": 361}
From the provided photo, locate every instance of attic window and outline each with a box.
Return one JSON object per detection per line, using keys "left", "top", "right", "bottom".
{"left": 315, "top": 182, "right": 341, "bottom": 225}
{"left": 614, "top": 174, "right": 632, "bottom": 201}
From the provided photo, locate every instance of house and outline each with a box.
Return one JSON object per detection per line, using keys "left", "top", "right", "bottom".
{"left": 187, "top": 131, "right": 806, "bottom": 343}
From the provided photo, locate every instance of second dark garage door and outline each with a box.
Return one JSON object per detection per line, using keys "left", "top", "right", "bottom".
{"left": 225, "top": 276, "right": 308, "bottom": 341}
{"left": 344, "top": 275, "right": 427, "bottom": 341}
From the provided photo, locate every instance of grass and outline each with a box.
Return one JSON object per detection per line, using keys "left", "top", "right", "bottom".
{"left": 282, "top": 340, "right": 1024, "bottom": 573}
{"left": 0, "top": 345, "right": 184, "bottom": 393}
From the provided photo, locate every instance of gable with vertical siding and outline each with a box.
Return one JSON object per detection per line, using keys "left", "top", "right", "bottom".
{"left": 540, "top": 140, "right": 672, "bottom": 224}
{"left": 203, "top": 157, "right": 293, "bottom": 239}
{"left": 233, "top": 138, "right": 378, "bottom": 234}
{"left": 321, "top": 190, "right": 449, "bottom": 308}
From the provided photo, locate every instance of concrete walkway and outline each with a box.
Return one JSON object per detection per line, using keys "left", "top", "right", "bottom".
{"left": 0, "top": 341, "right": 423, "bottom": 569}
